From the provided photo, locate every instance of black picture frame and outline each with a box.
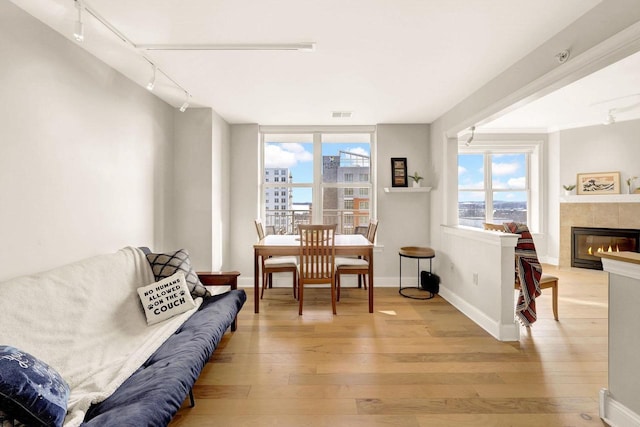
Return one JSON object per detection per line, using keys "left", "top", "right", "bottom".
{"left": 391, "top": 157, "right": 407, "bottom": 187}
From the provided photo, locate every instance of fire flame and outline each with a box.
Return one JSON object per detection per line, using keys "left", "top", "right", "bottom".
{"left": 588, "top": 244, "right": 620, "bottom": 255}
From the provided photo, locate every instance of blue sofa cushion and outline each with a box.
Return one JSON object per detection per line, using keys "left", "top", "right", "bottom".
{"left": 81, "top": 289, "right": 246, "bottom": 426}
{"left": 0, "top": 346, "right": 70, "bottom": 427}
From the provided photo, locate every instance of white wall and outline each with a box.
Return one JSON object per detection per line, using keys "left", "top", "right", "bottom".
{"left": 541, "top": 119, "right": 640, "bottom": 265}
{"left": 0, "top": 2, "right": 175, "bottom": 281}
{"left": 376, "top": 124, "right": 431, "bottom": 284}
{"left": 428, "top": 0, "right": 640, "bottom": 338}
{"left": 170, "top": 108, "right": 231, "bottom": 271}
{"left": 601, "top": 259, "right": 640, "bottom": 425}
{"left": 229, "top": 124, "right": 260, "bottom": 282}
{"left": 227, "top": 124, "right": 431, "bottom": 287}
{"left": 547, "top": 132, "right": 561, "bottom": 263}
{"left": 212, "top": 112, "right": 233, "bottom": 270}
{"left": 557, "top": 119, "right": 640, "bottom": 192}
{"left": 440, "top": 226, "right": 520, "bottom": 341}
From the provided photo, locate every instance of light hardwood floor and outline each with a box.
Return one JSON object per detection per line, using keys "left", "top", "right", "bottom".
{"left": 170, "top": 266, "right": 610, "bottom": 427}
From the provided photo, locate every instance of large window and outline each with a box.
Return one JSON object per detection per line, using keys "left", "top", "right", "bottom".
{"left": 458, "top": 141, "right": 541, "bottom": 231}
{"left": 261, "top": 129, "right": 374, "bottom": 234}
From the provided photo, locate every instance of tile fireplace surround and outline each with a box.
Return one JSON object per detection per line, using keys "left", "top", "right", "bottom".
{"left": 560, "top": 195, "right": 640, "bottom": 267}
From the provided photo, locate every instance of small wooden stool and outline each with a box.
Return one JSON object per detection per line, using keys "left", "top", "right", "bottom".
{"left": 515, "top": 274, "right": 559, "bottom": 320}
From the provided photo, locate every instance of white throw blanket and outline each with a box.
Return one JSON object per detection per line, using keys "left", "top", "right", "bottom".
{"left": 0, "top": 247, "right": 201, "bottom": 426}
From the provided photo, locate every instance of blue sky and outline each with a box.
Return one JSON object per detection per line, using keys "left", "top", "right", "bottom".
{"left": 458, "top": 153, "right": 527, "bottom": 202}
{"left": 265, "top": 145, "right": 526, "bottom": 204}
{"left": 265, "top": 142, "right": 370, "bottom": 203}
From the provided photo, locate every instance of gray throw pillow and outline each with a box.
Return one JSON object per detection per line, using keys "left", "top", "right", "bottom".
{"left": 145, "top": 249, "right": 210, "bottom": 299}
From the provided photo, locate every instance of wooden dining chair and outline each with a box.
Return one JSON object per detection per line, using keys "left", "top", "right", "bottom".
{"left": 484, "top": 222, "right": 559, "bottom": 320}
{"left": 254, "top": 219, "right": 298, "bottom": 300}
{"left": 297, "top": 224, "right": 337, "bottom": 315}
{"left": 335, "top": 219, "right": 378, "bottom": 300}
{"left": 354, "top": 225, "right": 368, "bottom": 236}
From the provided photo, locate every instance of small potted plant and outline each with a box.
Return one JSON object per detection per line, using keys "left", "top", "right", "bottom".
{"left": 410, "top": 171, "right": 424, "bottom": 188}
{"left": 563, "top": 184, "right": 576, "bottom": 196}
{"left": 626, "top": 176, "right": 637, "bottom": 194}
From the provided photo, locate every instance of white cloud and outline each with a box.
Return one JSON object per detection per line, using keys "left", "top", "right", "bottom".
{"left": 493, "top": 179, "right": 507, "bottom": 190}
{"left": 492, "top": 162, "right": 520, "bottom": 176}
{"left": 460, "top": 179, "right": 484, "bottom": 190}
{"left": 507, "top": 177, "right": 526, "bottom": 188}
{"left": 458, "top": 166, "right": 467, "bottom": 175}
{"left": 264, "top": 143, "right": 313, "bottom": 168}
{"left": 492, "top": 176, "right": 525, "bottom": 190}
{"left": 346, "top": 147, "right": 369, "bottom": 157}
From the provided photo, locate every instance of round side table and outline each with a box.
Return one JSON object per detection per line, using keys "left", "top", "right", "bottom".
{"left": 399, "top": 246, "right": 436, "bottom": 299}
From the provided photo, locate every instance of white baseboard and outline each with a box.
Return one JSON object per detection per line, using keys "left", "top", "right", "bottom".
{"left": 600, "top": 388, "right": 640, "bottom": 427}
{"left": 438, "top": 286, "right": 520, "bottom": 342}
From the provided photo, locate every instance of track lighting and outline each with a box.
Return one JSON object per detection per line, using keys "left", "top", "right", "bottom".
{"left": 138, "top": 42, "right": 317, "bottom": 52}
{"left": 179, "top": 92, "right": 190, "bottom": 112}
{"left": 146, "top": 65, "right": 156, "bottom": 91}
{"left": 73, "top": 0, "right": 84, "bottom": 42}
{"left": 465, "top": 126, "right": 476, "bottom": 146}
{"left": 592, "top": 93, "right": 640, "bottom": 126}
{"left": 70, "top": 1, "right": 213, "bottom": 114}
{"left": 604, "top": 109, "right": 616, "bottom": 125}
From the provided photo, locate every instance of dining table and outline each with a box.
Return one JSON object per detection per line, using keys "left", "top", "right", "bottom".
{"left": 253, "top": 233, "right": 374, "bottom": 314}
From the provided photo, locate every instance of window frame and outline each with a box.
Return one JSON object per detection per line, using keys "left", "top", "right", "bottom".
{"left": 259, "top": 126, "right": 376, "bottom": 231}
{"left": 458, "top": 139, "right": 543, "bottom": 232}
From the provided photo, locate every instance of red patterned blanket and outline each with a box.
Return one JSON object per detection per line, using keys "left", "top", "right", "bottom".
{"left": 504, "top": 222, "right": 542, "bottom": 326}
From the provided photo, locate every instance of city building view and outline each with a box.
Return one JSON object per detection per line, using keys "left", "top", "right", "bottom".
{"left": 263, "top": 146, "right": 370, "bottom": 234}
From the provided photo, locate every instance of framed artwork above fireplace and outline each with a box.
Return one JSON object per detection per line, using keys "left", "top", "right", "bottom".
{"left": 576, "top": 171, "right": 620, "bottom": 195}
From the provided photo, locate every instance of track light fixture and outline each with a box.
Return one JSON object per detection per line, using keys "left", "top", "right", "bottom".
{"left": 70, "top": 1, "right": 192, "bottom": 112}
{"left": 179, "top": 92, "right": 190, "bottom": 112}
{"left": 138, "top": 42, "right": 316, "bottom": 52}
{"left": 146, "top": 65, "right": 156, "bottom": 91}
{"left": 592, "top": 93, "right": 640, "bottom": 126}
{"left": 73, "top": 0, "right": 84, "bottom": 42}
{"left": 465, "top": 126, "right": 476, "bottom": 146}
{"left": 604, "top": 109, "right": 616, "bottom": 125}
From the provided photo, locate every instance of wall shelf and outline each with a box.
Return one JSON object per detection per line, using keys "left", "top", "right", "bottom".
{"left": 560, "top": 194, "right": 640, "bottom": 203}
{"left": 384, "top": 187, "right": 432, "bottom": 193}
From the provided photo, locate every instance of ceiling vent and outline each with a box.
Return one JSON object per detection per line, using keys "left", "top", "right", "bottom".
{"left": 332, "top": 111, "right": 353, "bottom": 118}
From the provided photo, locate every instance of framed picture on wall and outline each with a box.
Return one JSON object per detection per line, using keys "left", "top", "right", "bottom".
{"left": 576, "top": 171, "right": 621, "bottom": 195}
{"left": 391, "top": 157, "right": 407, "bottom": 187}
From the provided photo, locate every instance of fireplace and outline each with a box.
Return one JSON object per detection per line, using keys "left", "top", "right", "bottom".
{"left": 571, "top": 227, "right": 640, "bottom": 270}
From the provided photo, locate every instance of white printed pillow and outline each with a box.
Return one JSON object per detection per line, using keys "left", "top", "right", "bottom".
{"left": 137, "top": 272, "right": 196, "bottom": 325}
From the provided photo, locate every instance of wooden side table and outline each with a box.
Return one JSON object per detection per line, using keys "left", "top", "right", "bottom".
{"left": 197, "top": 271, "right": 240, "bottom": 331}
{"left": 399, "top": 246, "right": 436, "bottom": 299}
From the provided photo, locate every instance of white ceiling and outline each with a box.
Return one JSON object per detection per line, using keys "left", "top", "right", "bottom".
{"left": 480, "top": 49, "right": 640, "bottom": 132}
{"left": 15, "top": 0, "right": 633, "bottom": 128}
